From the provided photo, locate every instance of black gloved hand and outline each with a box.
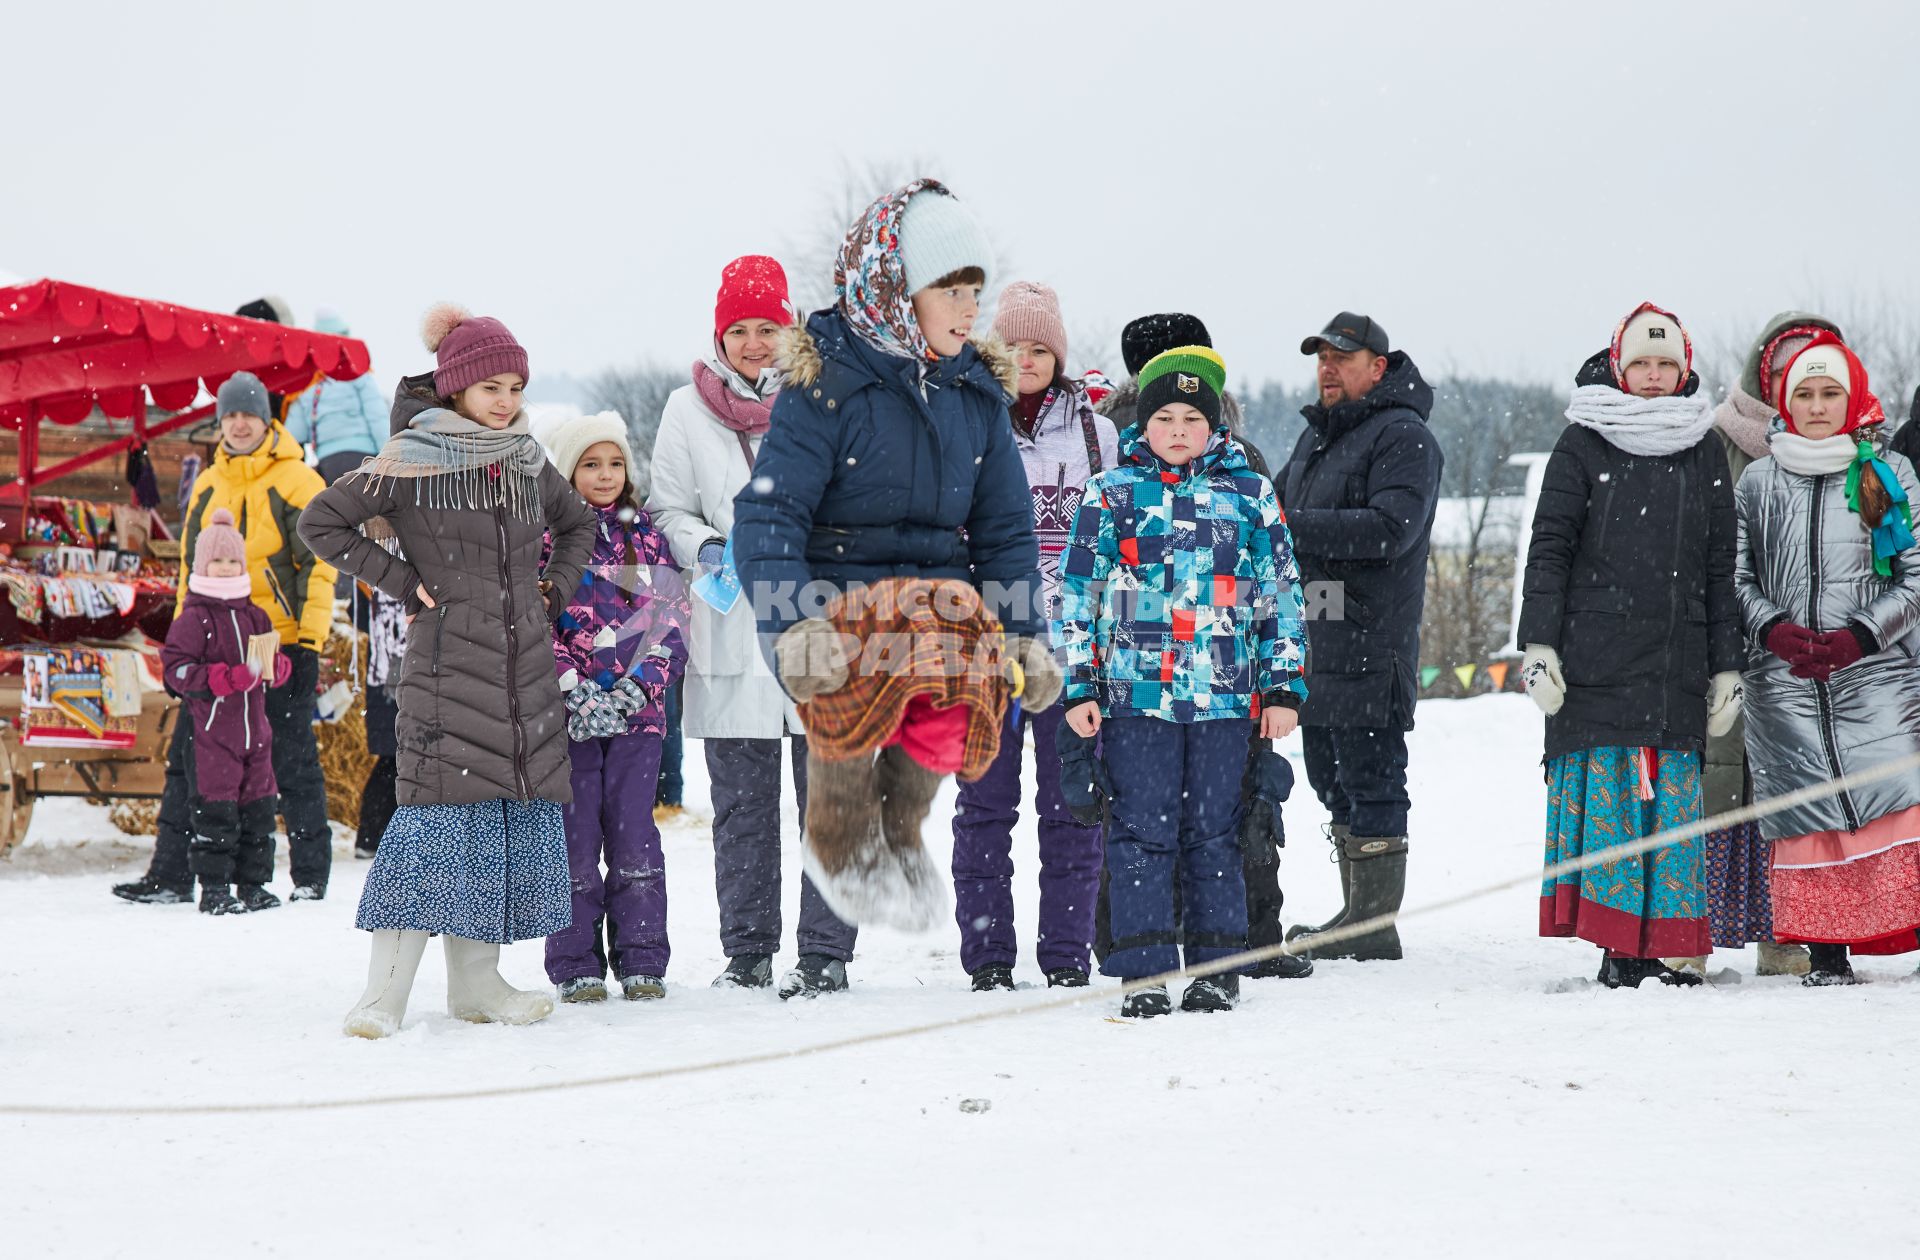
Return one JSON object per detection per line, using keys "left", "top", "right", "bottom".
{"left": 1054, "top": 718, "right": 1109, "bottom": 827}
{"left": 1238, "top": 745, "right": 1294, "bottom": 865}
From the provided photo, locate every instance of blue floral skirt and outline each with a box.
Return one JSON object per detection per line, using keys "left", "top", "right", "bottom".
{"left": 1539, "top": 746, "right": 1711, "bottom": 958}
{"left": 356, "top": 799, "right": 572, "bottom": 943}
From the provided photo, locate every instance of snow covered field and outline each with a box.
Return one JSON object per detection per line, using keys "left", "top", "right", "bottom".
{"left": 3, "top": 694, "right": 1915, "bottom": 1258}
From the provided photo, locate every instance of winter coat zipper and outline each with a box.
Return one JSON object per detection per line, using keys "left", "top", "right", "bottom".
{"left": 1806, "top": 475, "right": 1862, "bottom": 831}
{"left": 497, "top": 497, "right": 532, "bottom": 801}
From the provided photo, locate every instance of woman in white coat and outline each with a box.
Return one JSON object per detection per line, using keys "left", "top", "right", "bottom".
{"left": 648, "top": 256, "right": 858, "bottom": 999}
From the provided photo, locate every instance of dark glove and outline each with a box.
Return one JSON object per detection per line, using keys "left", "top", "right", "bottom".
{"left": 1797, "top": 624, "right": 1874, "bottom": 682}
{"left": 1238, "top": 745, "right": 1295, "bottom": 865}
{"left": 1764, "top": 620, "right": 1818, "bottom": 666}
{"left": 1054, "top": 719, "right": 1109, "bottom": 827}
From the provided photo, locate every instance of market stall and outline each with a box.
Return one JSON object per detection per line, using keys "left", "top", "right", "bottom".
{"left": 0, "top": 279, "right": 371, "bottom": 851}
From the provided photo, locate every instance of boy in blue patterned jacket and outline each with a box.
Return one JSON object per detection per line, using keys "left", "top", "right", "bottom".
{"left": 1059, "top": 346, "right": 1308, "bottom": 1017}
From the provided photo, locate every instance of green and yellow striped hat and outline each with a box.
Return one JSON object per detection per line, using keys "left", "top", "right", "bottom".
{"left": 1135, "top": 345, "right": 1227, "bottom": 427}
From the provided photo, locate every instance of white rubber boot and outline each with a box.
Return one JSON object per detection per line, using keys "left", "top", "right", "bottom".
{"left": 443, "top": 935, "right": 555, "bottom": 1026}
{"left": 343, "top": 929, "right": 430, "bottom": 1039}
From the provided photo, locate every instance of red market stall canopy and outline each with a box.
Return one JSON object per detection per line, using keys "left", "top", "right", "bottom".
{"left": 0, "top": 279, "right": 372, "bottom": 502}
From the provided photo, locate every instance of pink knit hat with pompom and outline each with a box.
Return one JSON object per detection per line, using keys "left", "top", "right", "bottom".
{"left": 192, "top": 508, "right": 247, "bottom": 575}
{"left": 421, "top": 303, "right": 530, "bottom": 398}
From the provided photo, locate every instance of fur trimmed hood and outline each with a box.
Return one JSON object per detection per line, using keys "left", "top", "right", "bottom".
{"left": 780, "top": 318, "right": 1018, "bottom": 397}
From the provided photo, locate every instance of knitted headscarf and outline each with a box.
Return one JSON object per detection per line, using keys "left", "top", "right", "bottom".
{"left": 834, "top": 177, "right": 952, "bottom": 363}
{"left": 1777, "top": 333, "right": 1911, "bottom": 576}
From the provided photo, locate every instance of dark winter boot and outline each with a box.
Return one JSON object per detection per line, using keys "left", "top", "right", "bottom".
{"left": 1243, "top": 951, "right": 1315, "bottom": 980}
{"left": 199, "top": 885, "right": 243, "bottom": 916}
{"left": 1297, "top": 836, "right": 1406, "bottom": 961}
{"left": 558, "top": 976, "right": 609, "bottom": 1004}
{"left": 712, "top": 954, "right": 774, "bottom": 990}
{"left": 290, "top": 884, "right": 325, "bottom": 903}
{"left": 970, "top": 964, "right": 1016, "bottom": 992}
{"left": 1804, "top": 943, "right": 1859, "bottom": 987}
{"left": 1649, "top": 962, "right": 1704, "bottom": 987}
{"left": 1045, "top": 967, "right": 1090, "bottom": 988}
{"left": 236, "top": 884, "right": 282, "bottom": 912}
{"left": 1180, "top": 973, "right": 1240, "bottom": 1013}
{"left": 112, "top": 877, "right": 193, "bottom": 905}
{"left": 1597, "top": 954, "right": 1650, "bottom": 989}
{"left": 1285, "top": 823, "right": 1352, "bottom": 943}
{"left": 777, "top": 953, "right": 849, "bottom": 1000}
{"left": 1119, "top": 985, "right": 1172, "bottom": 1019}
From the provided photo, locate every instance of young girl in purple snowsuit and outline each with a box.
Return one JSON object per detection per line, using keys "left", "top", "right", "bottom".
{"left": 161, "top": 508, "right": 293, "bottom": 916}
{"left": 544, "top": 411, "right": 689, "bottom": 1003}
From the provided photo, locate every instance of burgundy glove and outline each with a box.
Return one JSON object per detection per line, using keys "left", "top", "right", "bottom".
{"left": 1797, "top": 627, "right": 1870, "bottom": 682}
{"left": 270, "top": 652, "right": 293, "bottom": 688}
{"left": 207, "top": 663, "right": 259, "bottom": 696}
{"left": 1764, "top": 621, "right": 1817, "bottom": 666}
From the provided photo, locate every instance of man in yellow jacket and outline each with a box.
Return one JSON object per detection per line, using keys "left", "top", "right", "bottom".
{"left": 114, "top": 372, "right": 339, "bottom": 909}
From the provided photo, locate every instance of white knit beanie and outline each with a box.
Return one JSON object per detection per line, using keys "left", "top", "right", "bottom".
{"left": 1784, "top": 344, "right": 1852, "bottom": 404}
{"left": 897, "top": 189, "right": 992, "bottom": 293}
{"left": 1617, "top": 309, "right": 1686, "bottom": 368}
{"left": 544, "top": 409, "right": 635, "bottom": 484}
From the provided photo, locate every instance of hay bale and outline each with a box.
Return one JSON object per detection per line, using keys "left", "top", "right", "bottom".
{"left": 315, "top": 632, "right": 376, "bottom": 828}
{"left": 109, "top": 800, "right": 158, "bottom": 836}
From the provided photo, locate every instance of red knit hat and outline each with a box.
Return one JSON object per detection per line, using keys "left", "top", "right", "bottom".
{"left": 421, "top": 303, "right": 530, "bottom": 398}
{"left": 714, "top": 256, "right": 794, "bottom": 339}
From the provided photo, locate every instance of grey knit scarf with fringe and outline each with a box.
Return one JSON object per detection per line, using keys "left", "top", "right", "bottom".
{"left": 349, "top": 407, "right": 547, "bottom": 528}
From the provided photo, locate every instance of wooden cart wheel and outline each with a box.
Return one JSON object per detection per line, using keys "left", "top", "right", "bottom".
{"left": 0, "top": 732, "right": 34, "bottom": 856}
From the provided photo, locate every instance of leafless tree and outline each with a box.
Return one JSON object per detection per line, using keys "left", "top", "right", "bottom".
{"left": 583, "top": 362, "right": 684, "bottom": 497}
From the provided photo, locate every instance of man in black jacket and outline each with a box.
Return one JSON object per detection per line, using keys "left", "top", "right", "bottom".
{"left": 1280, "top": 314, "right": 1443, "bottom": 961}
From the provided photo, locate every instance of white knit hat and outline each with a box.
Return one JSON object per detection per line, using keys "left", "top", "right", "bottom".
{"left": 1617, "top": 309, "right": 1686, "bottom": 368}
{"left": 544, "top": 409, "right": 635, "bottom": 484}
{"left": 897, "top": 189, "right": 993, "bottom": 293}
{"left": 1784, "top": 344, "right": 1852, "bottom": 403}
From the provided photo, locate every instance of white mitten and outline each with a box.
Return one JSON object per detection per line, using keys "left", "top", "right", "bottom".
{"left": 1521, "top": 643, "right": 1566, "bottom": 716}
{"left": 1706, "top": 670, "right": 1743, "bottom": 737}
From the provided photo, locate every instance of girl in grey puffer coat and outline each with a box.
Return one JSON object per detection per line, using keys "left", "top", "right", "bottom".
{"left": 1735, "top": 333, "right": 1920, "bottom": 983}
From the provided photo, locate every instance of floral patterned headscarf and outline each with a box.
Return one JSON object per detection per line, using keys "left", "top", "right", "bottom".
{"left": 833, "top": 177, "right": 949, "bottom": 363}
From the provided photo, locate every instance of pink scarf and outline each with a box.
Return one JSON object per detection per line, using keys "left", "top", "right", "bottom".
{"left": 189, "top": 573, "right": 254, "bottom": 600}
{"left": 692, "top": 360, "right": 775, "bottom": 435}
{"left": 1713, "top": 385, "right": 1775, "bottom": 460}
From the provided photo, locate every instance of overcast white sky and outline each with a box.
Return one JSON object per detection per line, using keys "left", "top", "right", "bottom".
{"left": 7, "top": 0, "right": 1917, "bottom": 399}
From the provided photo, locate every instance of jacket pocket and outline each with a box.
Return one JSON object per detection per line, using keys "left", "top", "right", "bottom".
{"left": 1559, "top": 587, "right": 1633, "bottom": 688}
{"left": 430, "top": 605, "right": 448, "bottom": 677}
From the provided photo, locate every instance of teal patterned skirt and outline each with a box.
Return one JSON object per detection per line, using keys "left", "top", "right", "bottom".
{"left": 1539, "top": 746, "right": 1711, "bottom": 958}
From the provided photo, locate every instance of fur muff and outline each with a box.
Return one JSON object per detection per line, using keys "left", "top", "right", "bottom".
{"left": 801, "top": 747, "right": 947, "bottom": 932}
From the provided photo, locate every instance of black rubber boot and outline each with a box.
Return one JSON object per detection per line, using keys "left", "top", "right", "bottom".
{"left": 1285, "top": 823, "right": 1352, "bottom": 943}
{"left": 1297, "top": 836, "right": 1406, "bottom": 960}
{"left": 1597, "top": 954, "right": 1650, "bottom": 988}
{"left": 1804, "top": 943, "right": 1859, "bottom": 986}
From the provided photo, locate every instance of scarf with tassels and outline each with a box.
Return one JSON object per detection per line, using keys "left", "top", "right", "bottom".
{"left": 348, "top": 407, "right": 548, "bottom": 530}
{"left": 1769, "top": 428, "right": 1918, "bottom": 577}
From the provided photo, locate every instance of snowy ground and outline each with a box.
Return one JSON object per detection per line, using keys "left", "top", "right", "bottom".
{"left": 3, "top": 694, "right": 1916, "bottom": 1258}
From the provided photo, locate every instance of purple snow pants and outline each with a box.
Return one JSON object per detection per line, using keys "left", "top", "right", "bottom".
{"left": 950, "top": 703, "right": 1103, "bottom": 973}
{"left": 546, "top": 730, "right": 668, "bottom": 983}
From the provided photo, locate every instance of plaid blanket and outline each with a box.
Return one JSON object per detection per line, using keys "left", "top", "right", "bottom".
{"left": 800, "top": 578, "right": 1011, "bottom": 780}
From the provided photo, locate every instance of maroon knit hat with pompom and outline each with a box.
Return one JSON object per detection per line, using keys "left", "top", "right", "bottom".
{"left": 421, "top": 302, "right": 529, "bottom": 398}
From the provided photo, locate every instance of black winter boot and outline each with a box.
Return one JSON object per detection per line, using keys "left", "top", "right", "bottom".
{"left": 1804, "top": 943, "right": 1859, "bottom": 986}
{"left": 237, "top": 884, "right": 282, "bottom": 912}
{"left": 1045, "top": 967, "right": 1090, "bottom": 988}
{"left": 1285, "top": 823, "right": 1352, "bottom": 943}
{"left": 970, "top": 964, "right": 1015, "bottom": 992}
{"left": 1597, "top": 954, "right": 1650, "bottom": 988}
{"left": 777, "top": 953, "right": 849, "bottom": 1000}
{"left": 199, "top": 885, "right": 243, "bottom": 916}
{"left": 113, "top": 877, "right": 192, "bottom": 905}
{"left": 1180, "top": 973, "right": 1240, "bottom": 1012}
{"left": 712, "top": 954, "right": 774, "bottom": 990}
{"left": 1243, "top": 951, "right": 1315, "bottom": 980}
{"left": 1297, "top": 836, "right": 1406, "bottom": 960}
{"left": 1119, "top": 985, "right": 1171, "bottom": 1019}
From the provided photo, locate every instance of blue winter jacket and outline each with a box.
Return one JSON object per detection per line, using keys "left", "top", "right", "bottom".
{"left": 1060, "top": 425, "right": 1308, "bottom": 723}
{"left": 733, "top": 309, "right": 1046, "bottom": 657}
{"left": 282, "top": 372, "right": 386, "bottom": 464}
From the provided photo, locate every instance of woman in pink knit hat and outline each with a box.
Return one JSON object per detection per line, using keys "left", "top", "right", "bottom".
{"left": 301, "top": 304, "right": 598, "bottom": 1038}
{"left": 946, "top": 280, "right": 1118, "bottom": 991}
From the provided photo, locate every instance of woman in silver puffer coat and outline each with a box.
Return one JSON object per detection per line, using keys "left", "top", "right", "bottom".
{"left": 1735, "top": 333, "right": 1920, "bottom": 985}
